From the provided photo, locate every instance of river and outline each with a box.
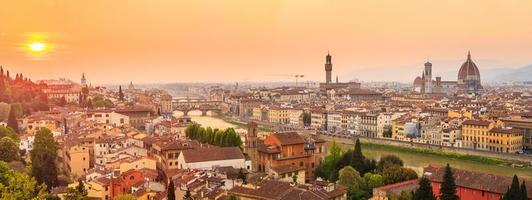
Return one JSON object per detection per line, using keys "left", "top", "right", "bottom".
{"left": 356, "top": 143, "right": 532, "bottom": 180}
{"left": 179, "top": 114, "right": 532, "bottom": 180}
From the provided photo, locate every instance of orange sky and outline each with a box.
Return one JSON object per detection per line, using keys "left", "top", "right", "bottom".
{"left": 1, "top": 0, "right": 532, "bottom": 84}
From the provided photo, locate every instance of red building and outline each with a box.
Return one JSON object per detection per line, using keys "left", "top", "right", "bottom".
{"left": 424, "top": 164, "right": 532, "bottom": 200}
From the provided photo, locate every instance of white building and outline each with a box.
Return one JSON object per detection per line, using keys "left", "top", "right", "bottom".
{"left": 288, "top": 109, "right": 303, "bottom": 127}
{"left": 176, "top": 147, "right": 249, "bottom": 170}
{"left": 87, "top": 111, "right": 130, "bottom": 127}
{"left": 327, "top": 112, "right": 342, "bottom": 133}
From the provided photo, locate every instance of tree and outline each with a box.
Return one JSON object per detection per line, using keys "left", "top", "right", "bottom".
{"left": 0, "top": 126, "right": 19, "bottom": 143}
{"left": 413, "top": 177, "right": 436, "bottom": 200}
{"left": 352, "top": 139, "right": 365, "bottom": 172}
{"left": 377, "top": 155, "right": 404, "bottom": 172}
{"left": 338, "top": 166, "right": 364, "bottom": 197}
{"left": 362, "top": 173, "right": 384, "bottom": 193}
{"left": 0, "top": 161, "right": 48, "bottom": 200}
{"left": 7, "top": 105, "right": 19, "bottom": 133}
{"left": 63, "top": 187, "right": 86, "bottom": 200}
{"left": 238, "top": 168, "right": 247, "bottom": 184}
{"left": 439, "top": 164, "right": 459, "bottom": 200}
{"left": 292, "top": 173, "right": 298, "bottom": 184}
{"left": 501, "top": 175, "right": 528, "bottom": 200}
{"left": 183, "top": 189, "right": 193, "bottom": 200}
{"left": 521, "top": 181, "right": 528, "bottom": 200}
{"left": 0, "top": 137, "right": 19, "bottom": 162}
{"left": 75, "top": 179, "right": 88, "bottom": 197}
{"left": 31, "top": 128, "right": 59, "bottom": 189}
{"left": 118, "top": 85, "right": 124, "bottom": 101}
{"left": 167, "top": 180, "right": 176, "bottom": 200}
{"left": 315, "top": 141, "right": 344, "bottom": 181}
{"left": 382, "top": 165, "right": 418, "bottom": 185}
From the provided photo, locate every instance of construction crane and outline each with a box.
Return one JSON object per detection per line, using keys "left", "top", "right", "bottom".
{"left": 269, "top": 74, "right": 305, "bottom": 86}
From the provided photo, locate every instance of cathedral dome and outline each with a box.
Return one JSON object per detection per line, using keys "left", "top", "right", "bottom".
{"left": 457, "top": 51, "right": 480, "bottom": 82}
{"left": 413, "top": 76, "right": 423, "bottom": 86}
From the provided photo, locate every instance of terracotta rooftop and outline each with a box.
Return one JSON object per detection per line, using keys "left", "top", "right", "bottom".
{"left": 181, "top": 147, "right": 244, "bottom": 163}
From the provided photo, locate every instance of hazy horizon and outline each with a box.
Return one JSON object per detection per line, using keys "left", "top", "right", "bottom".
{"left": 1, "top": 1, "right": 532, "bottom": 84}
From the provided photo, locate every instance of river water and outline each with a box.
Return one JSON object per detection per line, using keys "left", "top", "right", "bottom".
{"left": 181, "top": 114, "right": 532, "bottom": 180}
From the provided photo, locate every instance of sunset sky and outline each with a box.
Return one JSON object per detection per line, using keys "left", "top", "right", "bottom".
{"left": 1, "top": 0, "right": 532, "bottom": 84}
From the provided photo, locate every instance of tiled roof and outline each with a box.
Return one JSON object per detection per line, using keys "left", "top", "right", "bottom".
{"left": 181, "top": 147, "right": 244, "bottom": 163}
{"left": 273, "top": 132, "right": 305, "bottom": 145}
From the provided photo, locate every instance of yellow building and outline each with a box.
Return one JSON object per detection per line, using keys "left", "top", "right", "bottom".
{"left": 391, "top": 119, "right": 406, "bottom": 140}
{"left": 448, "top": 110, "right": 472, "bottom": 119}
{"left": 487, "top": 127, "right": 523, "bottom": 153}
{"left": 268, "top": 106, "right": 289, "bottom": 124}
{"left": 64, "top": 144, "right": 91, "bottom": 178}
{"left": 461, "top": 119, "right": 495, "bottom": 151}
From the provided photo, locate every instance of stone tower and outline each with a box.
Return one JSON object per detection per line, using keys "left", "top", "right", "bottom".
{"left": 325, "top": 53, "right": 332, "bottom": 83}
{"left": 424, "top": 62, "right": 432, "bottom": 93}
{"left": 245, "top": 121, "right": 259, "bottom": 172}
{"left": 81, "top": 73, "right": 87, "bottom": 87}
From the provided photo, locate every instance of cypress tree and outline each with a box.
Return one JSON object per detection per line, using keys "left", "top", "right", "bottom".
{"left": 76, "top": 179, "right": 88, "bottom": 197}
{"left": 183, "top": 189, "right": 193, "bottom": 200}
{"left": 7, "top": 105, "right": 19, "bottom": 133}
{"left": 167, "top": 179, "right": 176, "bottom": 200}
{"left": 439, "top": 164, "right": 459, "bottom": 200}
{"left": 352, "top": 138, "right": 366, "bottom": 173}
{"left": 413, "top": 177, "right": 436, "bottom": 200}
{"left": 118, "top": 85, "right": 124, "bottom": 101}
{"left": 521, "top": 181, "right": 528, "bottom": 200}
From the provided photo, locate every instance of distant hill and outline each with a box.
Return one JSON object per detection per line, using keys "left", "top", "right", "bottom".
{"left": 488, "top": 64, "right": 532, "bottom": 82}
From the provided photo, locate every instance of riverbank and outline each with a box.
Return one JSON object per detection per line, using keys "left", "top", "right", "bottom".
{"left": 217, "top": 114, "right": 273, "bottom": 132}
{"left": 330, "top": 140, "right": 532, "bottom": 180}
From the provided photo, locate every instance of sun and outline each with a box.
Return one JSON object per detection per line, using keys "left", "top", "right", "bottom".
{"left": 27, "top": 42, "right": 47, "bottom": 52}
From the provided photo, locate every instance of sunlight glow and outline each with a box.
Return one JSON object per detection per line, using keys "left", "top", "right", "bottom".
{"left": 28, "top": 42, "right": 47, "bottom": 52}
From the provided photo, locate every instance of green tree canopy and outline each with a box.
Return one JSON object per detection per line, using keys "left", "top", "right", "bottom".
{"left": 338, "top": 166, "right": 364, "bottom": 196}
{"left": 30, "top": 127, "right": 59, "bottom": 189}
{"left": 382, "top": 165, "right": 418, "bottom": 185}
{"left": 0, "top": 137, "right": 20, "bottom": 162}
{"left": 0, "top": 126, "right": 19, "bottom": 143}
{"left": 0, "top": 161, "right": 48, "bottom": 200}
{"left": 377, "top": 155, "right": 404, "bottom": 172}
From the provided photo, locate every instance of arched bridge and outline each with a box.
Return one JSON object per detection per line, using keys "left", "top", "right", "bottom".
{"left": 160, "top": 98, "right": 223, "bottom": 116}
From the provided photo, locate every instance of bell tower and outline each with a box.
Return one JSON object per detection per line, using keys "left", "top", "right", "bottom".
{"left": 245, "top": 121, "right": 259, "bottom": 172}
{"left": 325, "top": 53, "right": 332, "bottom": 83}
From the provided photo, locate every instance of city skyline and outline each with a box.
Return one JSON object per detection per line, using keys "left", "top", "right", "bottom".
{"left": 1, "top": 1, "right": 532, "bottom": 84}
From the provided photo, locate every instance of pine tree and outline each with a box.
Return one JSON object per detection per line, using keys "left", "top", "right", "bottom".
{"left": 63, "top": 118, "right": 68, "bottom": 135}
{"left": 0, "top": 67, "right": 6, "bottom": 101}
{"left": 439, "top": 164, "right": 459, "bottom": 200}
{"left": 167, "top": 180, "right": 176, "bottom": 200}
{"left": 7, "top": 105, "right": 19, "bottom": 133}
{"left": 76, "top": 179, "right": 88, "bottom": 197}
{"left": 413, "top": 177, "right": 436, "bottom": 200}
{"left": 352, "top": 138, "right": 366, "bottom": 173}
{"left": 502, "top": 175, "right": 527, "bottom": 200}
{"left": 118, "top": 85, "right": 124, "bottom": 101}
{"left": 183, "top": 189, "right": 193, "bottom": 200}
{"left": 521, "top": 181, "right": 528, "bottom": 200}
{"left": 238, "top": 168, "right": 247, "bottom": 184}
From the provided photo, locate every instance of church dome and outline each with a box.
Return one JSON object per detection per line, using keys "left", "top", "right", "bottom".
{"left": 413, "top": 76, "right": 423, "bottom": 85}
{"left": 457, "top": 51, "right": 480, "bottom": 82}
